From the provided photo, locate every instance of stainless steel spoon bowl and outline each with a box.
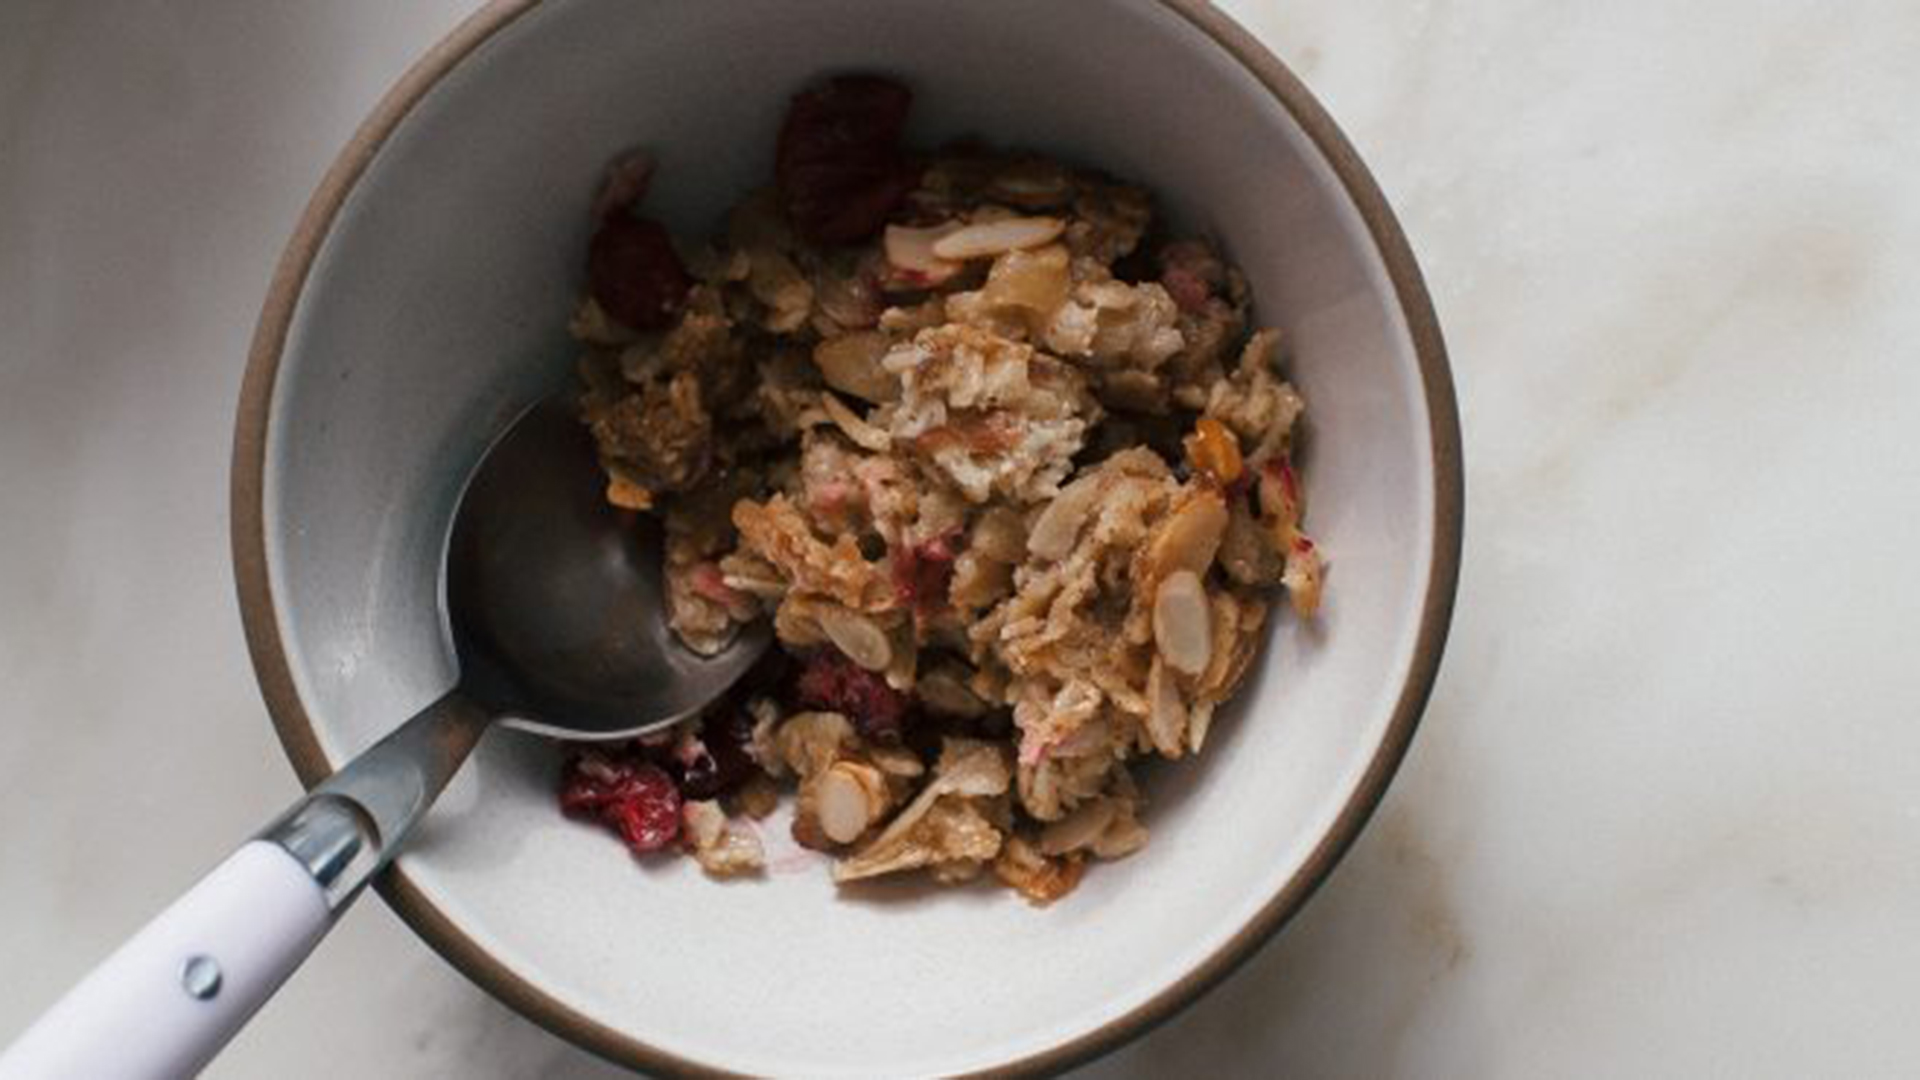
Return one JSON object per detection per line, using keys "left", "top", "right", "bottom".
{"left": 0, "top": 394, "right": 768, "bottom": 1079}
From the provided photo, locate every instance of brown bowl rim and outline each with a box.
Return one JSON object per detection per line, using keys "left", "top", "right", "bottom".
{"left": 231, "top": 2, "right": 1463, "bottom": 1075}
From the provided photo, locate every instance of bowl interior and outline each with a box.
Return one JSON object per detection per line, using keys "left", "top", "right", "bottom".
{"left": 256, "top": 0, "right": 1442, "bottom": 1074}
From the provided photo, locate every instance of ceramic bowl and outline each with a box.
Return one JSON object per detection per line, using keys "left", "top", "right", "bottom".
{"left": 233, "top": 1, "right": 1461, "bottom": 1074}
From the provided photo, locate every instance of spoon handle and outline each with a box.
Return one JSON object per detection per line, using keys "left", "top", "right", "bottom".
{"left": 0, "top": 693, "right": 487, "bottom": 1079}
{"left": 0, "top": 842, "right": 328, "bottom": 1079}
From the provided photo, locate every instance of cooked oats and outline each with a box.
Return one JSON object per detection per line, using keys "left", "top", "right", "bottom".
{"left": 555, "top": 75, "right": 1323, "bottom": 904}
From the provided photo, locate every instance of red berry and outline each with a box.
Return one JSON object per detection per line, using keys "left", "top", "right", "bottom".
{"left": 587, "top": 214, "right": 691, "bottom": 330}
{"left": 794, "top": 648, "right": 910, "bottom": 742}
{"left": 1157, "top": 240, "right": 1225, "bottom": 316}
{"left": 890, "top": 535, "right": 957, "bottom": 618}
{"left": 776, "top": 75, "right": 919, "bottom": 245}
{"left": 559, "top": 752, "right": 681, "bottom": 854}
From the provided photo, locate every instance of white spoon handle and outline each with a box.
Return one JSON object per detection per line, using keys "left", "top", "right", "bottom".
{"left": 0, "top": 841, "right": 329, "bottom": 1080}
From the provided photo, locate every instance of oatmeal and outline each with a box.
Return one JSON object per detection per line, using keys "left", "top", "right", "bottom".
{"left": 555, "top": 75, "right": 1324, "bottom": 904}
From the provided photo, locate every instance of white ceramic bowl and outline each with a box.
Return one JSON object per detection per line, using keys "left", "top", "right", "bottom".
{"left": 233, "top": 1, "right": 1461, "bottom": 1075}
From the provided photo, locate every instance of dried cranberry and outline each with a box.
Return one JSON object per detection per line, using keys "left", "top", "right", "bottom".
{"left": 1157, "top": 240, "right": 1224, "bottom": 316}
{"left": 559, "top": 752, "right": 681, "bottom": 854}
{"left": 890, "top": 535, "right": 957, "bottom": 618}
{"left": 587, "top": 213, "right": 691, "bottom": 330}
{"left": 1160, "top": 263, "right": 1212, "bottom": 315}
{"left": 794, "top": 648, "right": 911, "bottom": 742}
{"left": 679, "top": 708, "right": 759, "bottom": 800}
{"left": 775, "top": 75, "right": 920, "bottom": 245}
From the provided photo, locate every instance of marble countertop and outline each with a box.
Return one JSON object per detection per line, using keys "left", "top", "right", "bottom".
{"left": 3, "top": 1, "right": 1916, "bottom": 1076}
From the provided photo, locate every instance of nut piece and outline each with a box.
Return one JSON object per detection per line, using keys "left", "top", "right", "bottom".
{"left": 820, "top": 392, "right": 892, "bottom": 452}
{"left": 932, "top": 216, "right": 1066, "bottom": 260}
{"left": 1038, "top": 798, "right": 1118, "bottom": 856}
{"left": 917, "top": 665, "right": 989, "bottom": 718}
{"left": 813, "top": 331, "right": 900, "bottom": 403}
{"left": 1142, "top": 489, "right": 1229, "bottom": 583}
{"left": 681, "top": 799, "right": 766, "bottom": 877}
{"left": 817, "top": 607, "right": 894, "bottom": 672}
{"left": 746, "top": 248, "right": 813, "bottom": 332}
{"left": 1152, "top": 570, "right": 1213, "bottom": 676}
{"left": 1284, "top": 536, "right": 1325, "bottom": 619}
{"left": 993, "top": 833, "right": 1086, "bottom": 905}
{"left": 1026, "top": 472, "right": 1105, "bottom": 561}
{"left": 773, "top": 710, "right": 858, "bottom": 778}
{"left": 1184, "top": 417, "right": 1244, "bottom": 485}
{"left": 814, "top": 761, "right": 890, "bottom": 844}
{"left": 883, "top": 224, "right": 963, "bottom": 286}
{"left": 986, "top": 160, "right": 1073, "bottom": 208}
{"left": 1144, "top": 656, "right": 1188, "bottom": 758}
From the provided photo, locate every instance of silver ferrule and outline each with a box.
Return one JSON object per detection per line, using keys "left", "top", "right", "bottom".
{"left": 258, "top": 691, "right": 487, "bottom": 913}
{"left": 258, "top": 794, "right": 379, "bottom": 911}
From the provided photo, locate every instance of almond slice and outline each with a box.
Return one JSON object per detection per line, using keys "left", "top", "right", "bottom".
{"left": 1145, "top": 656, "right": 1188, "bottom": 757}
{"left": 883, "top": 223, "right": 963, "bottom": 287}
{"left": 1027, "top": 472, "right": 1105, "bottom": 561}
{"left": 820, "top": 391, "right": 892, "bottom": 452}
{"left": 1153, "top": 570, "right": 1213, "bottom": 676}
{"left": 987, "top": 161, "right": 1073, "bottom": 208}
{"left": 931, "top": 216, "right": 1066, "bottom": 260}
{"left": 814, "top": 761, "right": 889, "bottom": 845}
{"left": 813, "top": 330, "right": 899, "bottom": 403}
{"left": 818, "top": 606, "right": 893, "bottom": 672}
{"left": 1142, "top": 489, "right": 1229, "bottom": 583}
{"left": 1039, "top": 798, "right": 1118, "bottom": 856}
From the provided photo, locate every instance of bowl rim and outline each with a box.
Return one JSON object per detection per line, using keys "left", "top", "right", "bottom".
{"left": 230, "top": 1, "right": 1463, "bottom": 1075}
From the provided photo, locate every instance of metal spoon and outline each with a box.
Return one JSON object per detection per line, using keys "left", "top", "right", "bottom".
{"left": 0, "top": 395, "right": 767, "bottom": 1080}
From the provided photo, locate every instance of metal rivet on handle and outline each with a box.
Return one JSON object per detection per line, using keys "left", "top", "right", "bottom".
{"left": 181, "top": 955, "right": 222, "bottom": 1000}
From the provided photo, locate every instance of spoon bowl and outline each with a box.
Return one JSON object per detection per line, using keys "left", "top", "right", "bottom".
{"left": 447, "top": 395, "right": 769, "bottom": 738}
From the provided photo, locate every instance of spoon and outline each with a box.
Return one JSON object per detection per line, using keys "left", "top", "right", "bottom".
{"left": 0, "top": 396, "right": 767, "bottom": 1080}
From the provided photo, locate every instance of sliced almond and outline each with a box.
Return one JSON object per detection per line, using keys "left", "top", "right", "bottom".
{"left": 1090, "top": 806, "right": 1149, "bottom": 860}
{"left": 1187, "top": 699, "right": 1217, "bottom": 756}
{"left": 746, "top": 247, "right": 813, "bottom": 332}
{"left": 814, "top": 761, "right": 889, "bottom": 845}
{"left": 932, "top": 216, "right": 1066, "bottom": 261}
{"left": 1153, "top": 570, "right": 1213, "bottom": 676}
{"left": 883, "top": 224, "right": 963, "bottom": 287}
{"left": 820, "top": 392, "right": 892, "bottom": 453}
{"left": 868, "top": 745, "right": 928, "bottom": 778}
{"left": 818, "top": 606, "right": 893, "bottom": 672}
{"left": 1039, "top": 798, "right": 1118, "bottom": 856}
{"left": 1027, "top": 472, "right": 1106, "bottom": 561}
{"left": 1143, "top": 489, "right": 1229, "bottom": 583}
{"left": 1145, "top": 656, "right": 1188, "bottom": 757}
{"left": 813, "top": 331, "right": 899, "bottom": 403}
{"left": 773, "top": 711, "right": 857, "bottom": 778}
{"left": 917, "top": 666, "right": 988, "bottom": 718}
{"left": 987, "top": 161, "right": 1073, "bottom": 208}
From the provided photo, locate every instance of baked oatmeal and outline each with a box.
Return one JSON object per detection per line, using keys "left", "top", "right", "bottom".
{"left": 555, "top": 75, "right": 1324, "bottom": 903}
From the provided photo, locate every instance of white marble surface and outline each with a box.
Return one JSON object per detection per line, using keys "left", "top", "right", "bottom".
{"left": 2, "top": 1, "right": 1916, "bottom": 1076}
